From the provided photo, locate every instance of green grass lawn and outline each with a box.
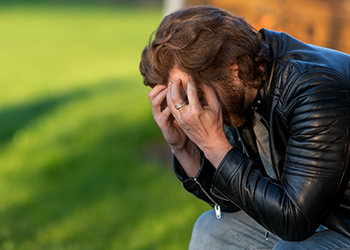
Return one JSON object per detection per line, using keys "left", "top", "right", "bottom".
{"left": 0, "top": 5, "right": 208, "bottom": 250}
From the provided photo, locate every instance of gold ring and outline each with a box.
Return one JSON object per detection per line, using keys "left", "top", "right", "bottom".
{"left": 175, "top": 101, "right": 186, "bottom": 110}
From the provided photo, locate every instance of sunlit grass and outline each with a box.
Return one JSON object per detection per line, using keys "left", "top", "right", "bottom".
{"left": 0, "top": 5, "right": 155, "bottom": 106}
{"left": 0, "top": 5, "right": 208, "bottom": 250}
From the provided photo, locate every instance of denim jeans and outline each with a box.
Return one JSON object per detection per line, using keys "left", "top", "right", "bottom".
{"left": 189, "top": 210, "right": 350, "bottom": 250}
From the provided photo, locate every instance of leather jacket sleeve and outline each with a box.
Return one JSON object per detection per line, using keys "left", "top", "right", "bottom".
{"left": 173, "top": 151, "right": 240, "bottom": 213}
{"left": 211, "top": 69, "right": 350, "bottom": 241}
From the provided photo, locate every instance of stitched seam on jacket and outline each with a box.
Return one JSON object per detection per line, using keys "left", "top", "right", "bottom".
{"left": 276, "top": 64, "right": 349, "bottom": 131}
{"left": 224, "top": 158, "right": 254, "bottom": 196}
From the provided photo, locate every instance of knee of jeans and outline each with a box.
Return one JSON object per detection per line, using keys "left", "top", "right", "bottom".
{"left": 272, "top": 241, "right": 283, "bottom": 250}
{"left": 272, "top": 240, "right": 294, "bottom": 250}
{"left": 193, "top": 210, "right": 215, "bottom": 232}
{"left": 190, "top": 210, "right": 218, "bottom": 249}
{"left": 192, "top": 211, "right": 218, "bottom": 238}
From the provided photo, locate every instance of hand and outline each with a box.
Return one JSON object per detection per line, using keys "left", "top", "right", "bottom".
{"left": 167, "top": 79, "right": 233, "bottom": 168}
{"left": 148, "top": 84, "right": 192, "bottom": 152}
{"left": 149, "top": 84, "right": 201, "bottom": 177}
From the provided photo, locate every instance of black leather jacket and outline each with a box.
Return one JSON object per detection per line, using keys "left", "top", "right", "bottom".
{"left": 174, "top": 29, "right": 350, "bottom": 241}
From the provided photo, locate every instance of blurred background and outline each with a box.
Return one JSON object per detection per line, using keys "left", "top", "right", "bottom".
{"left": 0, "top": 0, "right": 349, "bottom": 249}
{"left": 188, "top": 0, "right": 350, "bottom": 53}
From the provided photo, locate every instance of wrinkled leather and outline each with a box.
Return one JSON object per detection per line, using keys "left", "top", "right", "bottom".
{"left": 174, "top": 29, "right": 350, "bottom": 241}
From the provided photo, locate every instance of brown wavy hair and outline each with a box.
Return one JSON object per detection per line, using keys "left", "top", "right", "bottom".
{"left": 140, "top": 5, "right": 270, "bottom": 126}
{"left": 139, "top": 5, "right": 269, "bottom": 89}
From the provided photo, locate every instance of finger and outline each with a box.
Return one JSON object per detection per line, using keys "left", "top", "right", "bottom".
{"left": 149, "top": 86, "right": 167, "bottom": 119}
{"left": 167, "top": 79, "right": 186, "bottom": 113}
{"left": 187, "top": 80, "right": 201, "bottom": 107}
{"left": 150, "top": 86, "right": 167, "bottom": 108}
{"left": 202, "top": 84, "right": 221, "bottom": 110}
{"left": 171, "top": 78, "right": 186, "bottom": 106}
{"left": 148, "top": 84, "right": 167, "bottom": 103}
{"left": 157, "top": 106, "right": 172, "bottom": 126}
{"left": 166, "top": 82, "right": 174, "bottom": 109}
{"left": 167, "top": 81, "right": 184, "bottom": 124}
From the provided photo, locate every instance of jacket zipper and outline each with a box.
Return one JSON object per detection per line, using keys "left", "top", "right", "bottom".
{"left": 265, "top": 230, "right": 269, "bottom": 241}
{"left": 194, "top": 177, "right": 221, "bottom": 219}
{"left": 257, "top": 114, "right": 272, "bottom": 241}
{"left": 234, "top": 127, "right": 250, "bottom": 157}
{"left": 236, "top": 116, "right": 271, "bottom": 241}
{"left": 260, "top": 114, "right": 270, "bottom": 130}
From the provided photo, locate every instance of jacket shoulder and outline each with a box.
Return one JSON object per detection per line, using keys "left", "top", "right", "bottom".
{"left": 275, "top": 65, "right": 350, "bottom": 132}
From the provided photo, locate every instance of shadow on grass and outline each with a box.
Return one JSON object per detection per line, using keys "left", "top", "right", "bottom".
{"left": 0, "top": 80, "right": 126, "bottom": 147}
{"left": 0, "top": 78, "right": 199, "bottom": 249}
{"left": 0, "top": 115, "right": 193, "bottom": 249}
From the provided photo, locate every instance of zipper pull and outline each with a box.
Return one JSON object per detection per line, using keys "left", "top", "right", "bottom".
{"left": 214, "top": 204, "right": 221, "bottom": 219}
{"left": 265, "top": 230, "right": 269, "bottom": 241}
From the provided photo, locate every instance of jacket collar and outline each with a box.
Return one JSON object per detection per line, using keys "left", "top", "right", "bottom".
{"left": 247, "top": 29, "right": 279, "bottom": 120}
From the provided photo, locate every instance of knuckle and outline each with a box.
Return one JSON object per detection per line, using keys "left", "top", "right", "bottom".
{"left": 148, "top": 91, "right": 155, "bottom": 101}
{"left": 191, "top": 107, "right": 201, "bottom": 118}
{"left": 150, "top": 98, "right": 157, "bottom": 107}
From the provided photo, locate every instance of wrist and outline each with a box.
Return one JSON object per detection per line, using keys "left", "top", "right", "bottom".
{"left": 170, "top": 141, "right": 201, "bottom": 178}
{"left": 170, "top": 139, "right": 197, "bottom": 157}
{"left": 202, "top": 139, "right": 233, "bottom": 168}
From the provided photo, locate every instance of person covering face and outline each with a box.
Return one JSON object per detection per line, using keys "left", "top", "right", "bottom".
{"left": 140, "top": 5, "right": 350, "bottom": 249}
